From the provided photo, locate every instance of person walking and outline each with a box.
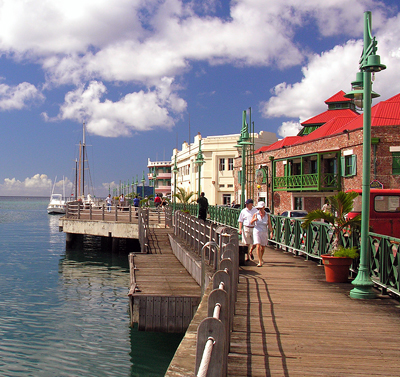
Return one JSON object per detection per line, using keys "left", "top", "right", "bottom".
{"left": 106, "top": 194, "right": 112, "bottom": 213}
{"left": 119, "top": 193, "right": 125, "bottom": 211}
{"left": 197, "top": 192, "right": 208, "bottom": 221}
{"left": 238, "top": 199, "right": 258, "bottom": 261}
{"left": 250, "top": 201, "right": 272, "bottom": 267}
{"left": 154, "top": 194, "right": 161, "bottom": 209}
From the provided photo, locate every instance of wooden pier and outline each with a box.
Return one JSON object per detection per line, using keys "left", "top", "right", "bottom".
{"left": 227, "top": 247, "right": 400, "bottom": 376}
{"left": 128, "top": 228, "right": 201, "bottom": 332}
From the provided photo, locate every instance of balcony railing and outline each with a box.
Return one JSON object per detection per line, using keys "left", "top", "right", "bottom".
{"left": 274, "top": 173, "right": 339, "bottom": 191}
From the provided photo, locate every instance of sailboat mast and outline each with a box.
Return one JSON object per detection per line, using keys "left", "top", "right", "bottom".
{"left": 75, "top": 159, "right": 78, "bottom": 200}
{"left": 82, "top": 122, "right": 86, "bottom": 197}
{"left": 78, "top": 142, "right": 82, "bottom": 197}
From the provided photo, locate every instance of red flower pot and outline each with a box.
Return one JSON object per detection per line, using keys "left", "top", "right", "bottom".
{"left": 321, "top": 254, "right": 353, "bottom": 283}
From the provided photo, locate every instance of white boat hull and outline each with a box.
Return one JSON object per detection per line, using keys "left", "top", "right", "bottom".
{"left": 47, "top": 205, "right": 66, "bottom": 215}
{"left": 47, "top": 194, "right": 66, "bottom": 215}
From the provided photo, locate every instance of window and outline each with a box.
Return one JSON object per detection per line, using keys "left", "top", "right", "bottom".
{"left": 228, "top": 158, "right": 234, "bottom": 170}
{"left": 219, "top": 184, "right": 225, "bottom": 188}
{"left": 294, "top": 197, "right": 303, "bottom": 210}
{"left": 228, "top": 184, "right": 233, "bottom": 188}
{"left": 219, "top": 158, "right": 225, "bottom": 171}
{"left": 374, "top": 195, "right": 400, "bottom": 212}
{"left": 222, "top": 194, "right": 231, "bottom": 205}
{"left": 392, "top": 152, "right": 400, "bottom": 175}
{"left": 341, "top": 155, "right": 356, "bottom": 177}
{"left": 310, "top": 160, "right": 317, "bottom": 174}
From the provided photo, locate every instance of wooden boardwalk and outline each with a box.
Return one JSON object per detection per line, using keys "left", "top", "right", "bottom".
{"left": 129, "top": 228, "right": 201, "bottom": 332}
{"left": 228, "top": 247, "right": 400, "bottom": 377}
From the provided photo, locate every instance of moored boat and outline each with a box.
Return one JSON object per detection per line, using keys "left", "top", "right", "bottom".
{"left": 47, "top": 193, "right": 66, "bottom": 214}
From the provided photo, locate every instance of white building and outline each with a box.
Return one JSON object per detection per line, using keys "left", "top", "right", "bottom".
{"left": 172, "top": 131, "right": 278, "bottom": 205}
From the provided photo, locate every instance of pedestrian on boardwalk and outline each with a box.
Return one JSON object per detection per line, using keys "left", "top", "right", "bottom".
{"left": 197, "top": 192, "right": 208, "bottom": 221}
{"left": 119, "top": 193, "right": 125, "bottom": 211}
{"left": 106, "top": 194, "right": 112, "bottom": 213}
{"left": 238, "top": 199, "right": 257, "bottom": 261}
{"left": 154, "top": 193, "right": 161, "bottom": 209}
{"left": 250, "top": 201, "right": 272, "bottom": 267}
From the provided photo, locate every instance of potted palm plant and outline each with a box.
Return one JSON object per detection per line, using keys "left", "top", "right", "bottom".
{"left": 301, "top": 191, "right": 361, "bottom": 283}
{"left": 173, "top": 187, "right": 195, "bottom": 213}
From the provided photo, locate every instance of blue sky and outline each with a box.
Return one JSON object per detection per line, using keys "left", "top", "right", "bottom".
{"left": 1, "top": 0, "right": 400, "bottom": 197}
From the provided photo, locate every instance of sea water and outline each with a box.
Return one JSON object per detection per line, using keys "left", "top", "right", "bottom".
{"left": 0, "top": 197, "right": 182, "bottom": 377}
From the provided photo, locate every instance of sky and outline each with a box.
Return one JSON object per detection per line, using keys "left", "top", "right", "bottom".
{"left": 1, "top": 0, "right": 400, "bottom": 197}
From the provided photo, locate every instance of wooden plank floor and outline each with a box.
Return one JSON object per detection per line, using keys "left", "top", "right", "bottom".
{"left": 229, "top": 247, "right": 400, "bottom": 377}
{"left": 131, "top": 228, "right": 200, "bottom": 295}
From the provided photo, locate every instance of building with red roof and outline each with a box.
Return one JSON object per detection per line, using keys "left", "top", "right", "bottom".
{"left": 236, "top": 91, "right": 400, "bottom": 215}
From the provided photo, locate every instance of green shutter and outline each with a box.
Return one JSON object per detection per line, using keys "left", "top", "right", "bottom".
{"left": 393, "top": 152, "right": 400, "bottom": 175}
{"left": 351, "top": 155, "right": 357, "bottom": 176}
{"left": 340, "top": 156, "right": 345, "bottom": 176}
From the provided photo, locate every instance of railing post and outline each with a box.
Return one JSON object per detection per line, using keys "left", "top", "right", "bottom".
{"left": 195, "top": 318, "right": 225, "bottom": 377}
{"left": 102, "top": 204, "right": 105, "bottom": 220}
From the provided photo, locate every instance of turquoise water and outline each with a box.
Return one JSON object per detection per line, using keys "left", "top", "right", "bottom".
{"left": 0, "top": 197, "right": 182, "bottom": 377}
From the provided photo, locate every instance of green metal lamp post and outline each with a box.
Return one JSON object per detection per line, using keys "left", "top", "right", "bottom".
{"left": 141, "top": 171, "right": 146, "bottom": 198}
{"left": 135, "top": 175, "right": 139, "bottom": 195}
{"left": 152, "top": 168, "right": 157, "bottom": 198}
{"left": 172, "top": 155, "right": 178, "bottom": 211}
{"left": 345, "top": 11, "right": 386, "bottom": 299}
{"left": 194, "top": 139, "right": 205, "bottom": 197}
{"left": 234, "top": 110, "right": 254, "bottom": 208}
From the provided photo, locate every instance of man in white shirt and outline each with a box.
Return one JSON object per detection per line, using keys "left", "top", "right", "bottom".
{"left": 238, "top": 199, "right": 258, "bottom": 261}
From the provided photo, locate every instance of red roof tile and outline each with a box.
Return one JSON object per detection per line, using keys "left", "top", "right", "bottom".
{"left": 301, "top": 108, "right": 358, "bottom": 126}
{"left": 294, "top": 117, "right": 357, "bottom": 145}
{"left": 325, "top": 90, "right": 352, "bottom": 104}
{"left": 255, "top": 136, "right": 302, "bottom": 153}
{"left": 334, "top": 97, "right": 400, "bottom": 132}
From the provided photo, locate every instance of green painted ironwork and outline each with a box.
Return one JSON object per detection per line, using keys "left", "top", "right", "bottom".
{"left": 172, "top": 204, "right": 400, "bottom": 298}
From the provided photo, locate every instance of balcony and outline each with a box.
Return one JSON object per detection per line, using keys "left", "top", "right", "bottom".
{"left": 273, "top": 173, "right": 340, "bottom": 192}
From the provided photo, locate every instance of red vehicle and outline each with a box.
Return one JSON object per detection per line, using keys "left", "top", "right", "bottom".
{"left": 347, "top": 189, "right": 400, "bottom": 239}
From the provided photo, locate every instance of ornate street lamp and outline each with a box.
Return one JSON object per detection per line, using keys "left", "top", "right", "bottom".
{"left": 141, "top": 171, "right": 146, "bottom": 198}
{"left": 172, "top": 154, "right": 178, "bottom": 211}
{"left": 135, "top": 175, "right": 139, "bottom": 195}
{"left": 194, "top": 139, "right": 205, "bottom": 197}
{"left": 234, "top": 110, "right": 254, "bottom": 208}
{"left": 345, "top": 11, "right": 386, "bottom": 299}
{"left": 152, "top": 168, "right": 158, "bottom": 198}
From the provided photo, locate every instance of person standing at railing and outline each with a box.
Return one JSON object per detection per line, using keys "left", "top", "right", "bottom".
{"left": 197, "top": 192, "right": 208, "bottom": 221}
{"left": 238, "top": 199, "right": 257, "bottom": 262}
{"left": 106, "top": 194, "right": 112, "bottom": 213}
{"left": 119, "top": 193, "right": 125, "bottom": 211}
{"left": 250, "top": 201, "right": 272, "bottom": 267}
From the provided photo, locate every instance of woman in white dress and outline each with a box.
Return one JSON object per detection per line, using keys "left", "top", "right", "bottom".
{"left": 250, "top": 201, "right": 272, "bottom": 267}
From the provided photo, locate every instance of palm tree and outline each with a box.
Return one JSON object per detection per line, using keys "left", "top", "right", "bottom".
{"left": 301, "top": 191, "right": 361, "bottom": 253}
{"left": 173, "top": 187, "right": 195, "bottom": 211}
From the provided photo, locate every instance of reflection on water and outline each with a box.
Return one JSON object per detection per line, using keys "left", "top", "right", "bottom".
{"left": 0, "top": 197, "right": 183, "bottom": 376}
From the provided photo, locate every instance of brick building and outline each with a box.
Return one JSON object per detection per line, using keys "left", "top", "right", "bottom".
{"left": 234, "top": 91, "right": 400, "bottom": 214}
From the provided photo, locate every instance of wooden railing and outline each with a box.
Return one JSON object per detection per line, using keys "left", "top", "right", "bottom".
{"left": 195, "top": 233, "right": 238, "bottom": 377}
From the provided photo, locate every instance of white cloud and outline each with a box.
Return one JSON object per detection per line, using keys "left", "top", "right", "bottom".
{"left": 0, "top": 174, "right": 52, "bottom": 196}
{"left": 46, "top": 78, "right": 187, "bottom": 137}
{"left": 260, "top": 40, "right": 362, "bottom": 122}
{"left": 277, "top": 121, "right": 302, "bottom": 138}
{"left": 0, "top": 174, "right": 73, "bottom": 196}
{"left": 0, "top": 82, "right": 44, "bottom": 110}
{"left": 259, "top": 9, "right": 400, "bottom": 130}
{"left": 0, "top": 0, "right": 398, "bottom": 138}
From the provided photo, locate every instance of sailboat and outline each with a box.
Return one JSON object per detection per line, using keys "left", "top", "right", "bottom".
{"left": 73, "top": 122, "right": 96, "bottom": 207}
{"left": 47, "top": 176, "right": 66, "bottom": 214}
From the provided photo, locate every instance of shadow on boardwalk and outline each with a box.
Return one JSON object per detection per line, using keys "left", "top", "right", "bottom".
{"left": 229, "top": 247, "right": 400, "bottom": 377}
